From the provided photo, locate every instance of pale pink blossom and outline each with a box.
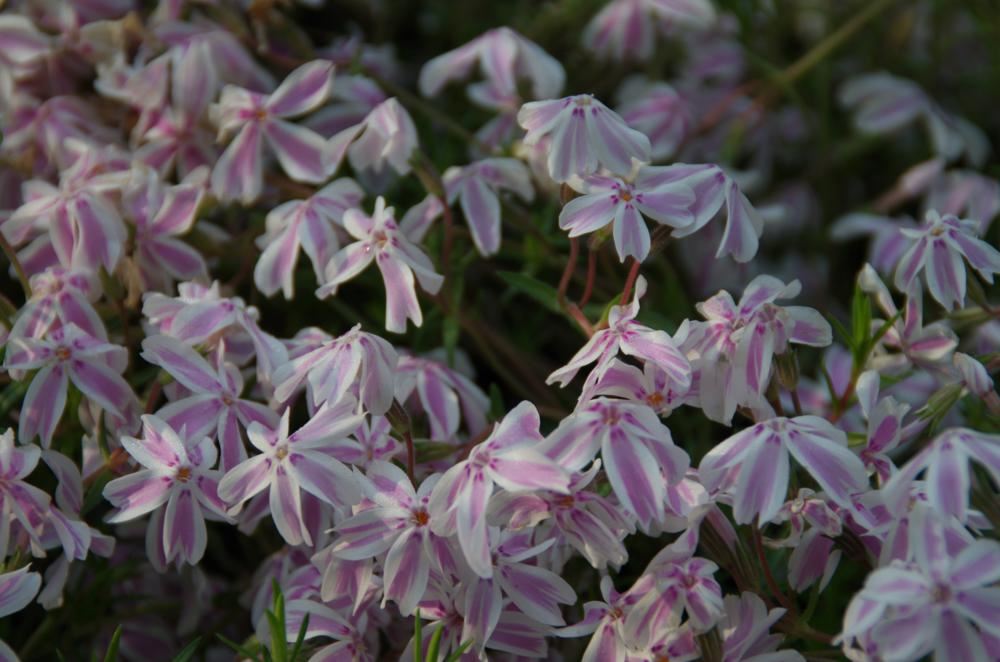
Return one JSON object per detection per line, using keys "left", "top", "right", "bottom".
{"left": 210, "top": 60, "right": 335, "bottom": 204}
{"left": 103, "top": 416, "right": 230, "bottom": 569}
{"left": 317, "top": 197, "right": 443, "bottom": 334}
{"left": 894, "top": 210, "right": 1000, "bottom": 310}
{"left": 518, "top": 94, "right": 651, "bottom": 182}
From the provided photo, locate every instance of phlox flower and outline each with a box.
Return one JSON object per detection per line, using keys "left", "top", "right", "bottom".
{"left": 617, "top": 79, "right": 692, "bottom": 160}
{"left": 769, "top": 488, "right": 844, "bottom": 593}
{"left": 218, "top": 400, "right": 364, "bottom": 547}
{"left": 332, "top": 461, "right": 442, "bottom": 616}
{"left": 272, "top": 323, "right": 398, "bottom": 415}
{"left": 0, "top": 565, "right": 42, "bottom": 659}
{"left": 882, "top": 427, "right": 1000, "bottom": 524}
{"left": 542, "top": 398, "right": 689, "bottom": 531}
{"left": 556, "top": 574, "right": 651, "bottom": 662}
{"left": 8, "top": 267, "right": 104, "bottom": 342}
{"left": 284, "top": 599, "right": 376, "bottom": 662}
{"left": 840, "top": 512, "right": 1000, "bottom": 661}
{"left": 419, "top": 27, "right": 565, "bottom": 100}
{"left": 141, "top": 334, "right": 279, "bottom": 472}
{"left": 317, "top": 197, "right": 443, "bottom": 334}
{"left": 839, "top": 72, "right": 987, "bottom": 164}
{"left": 210, "top": 60, "right": 335, "bottom": 204}
{"left": 460, "top": 530, "right": 577, "bottom": 653}
{"left": 4, "top": 323, "right": 136, "bottom": 446}
{"left": 428, "top": 401, "right": 570, "bottom": 578}
{"left": 396, "top": 349, "right": 490, "bottom": 442}
{"left": 558, "top": 168, "right": 694, "bottom": 261}
{"left": 853, "top": 370, "right": 913, "bottom": 482}
{"left": 547, "top": 276, "right": 691, "bottom": 399}
{"left": 682, "top": 275, "right": 831, "bottom": 424}
{"left": 589, "top": 359, "right": 693, "bottom": 416}
{"left": 492, "top": 462, "right": 633, "bottom": 569}
{"left": 134, "top": 42, "right": 220, "bottom": 178}
{"left": 253, "top": 178, "right": 364, "bottom": 299}
{"left": 0, "top": 429, "right": 51, "bottom": 555}
{"left": 103, "top": 415, "right": 230, "bottom": 569}
{"left": 327, "top": 97, "right": 418, "bottom": 176}
{"left": 121, "top": 166, "right": 206, "bottom": 291}
{"left": 3, "top": 141, "right": 130, "bottom": 272}
{"left": 719, "top": 592, "right": 803, "bottom": 661}
{"left": 144, "top": 281, "right": 288, "bottom": 382}
{"left": 858, "top": 264, "right": 957, "bottom": 372}
{"left": 518, "top": 94, "right": 651, "bottom": 182}
{"left": 894, "top": 210, "right": 1000, "bottom": 310}
{"left": 640, "top": 163, "right": 764, "bottom": 262}
{"left": 582, "top": 0, "right": 716, "bottom": 62}
{"left": 699, "top": 416, "right": 869, "bottom": 525}
{"left": 442, "top": 158, "right": 533, "bottom": 256}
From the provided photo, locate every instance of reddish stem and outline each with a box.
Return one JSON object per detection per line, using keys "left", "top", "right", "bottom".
{"left": 579, "top": 249, "right": 597, "bottom": 308}
{"left": 558, "top": 237, "right": 580, "bottom": 302}
{"left": 620, "top": 258, "right": 642, "bottom": 306}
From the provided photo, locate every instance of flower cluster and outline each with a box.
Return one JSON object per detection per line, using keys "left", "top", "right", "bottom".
{"left": 0, "top": 2, "right": 996, "bottom": 662}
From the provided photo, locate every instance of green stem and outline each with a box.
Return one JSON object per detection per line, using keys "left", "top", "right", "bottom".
{"left": 775, "top": 0, "right": 899, "bottom": 88}
{"left": 0, "top": 231, "right": 30, "bottom": 298}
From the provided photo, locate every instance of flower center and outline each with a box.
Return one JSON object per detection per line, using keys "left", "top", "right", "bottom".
{"left": 554, "top": 494, "right": 575, "bottom": 509}
{"left": 601, "top": 409, "right": 621, "bottom": 426}
{"left": 412, "top": 509, "right": 430, "bottom": 527}
{"left": 647, "top": 392, "right": 665, "bottom": 407}
{"left": 931, "top": 584, "right": 952, "bottom": 604}
{"left": 930, "top": 225, "right": 945, "bottom": 236}
{"left": 275, "top": 445, "right": 289, "bottom": 460}
{"left": 373, "top": 231, "right": 390, "bottom": 248}
{"left": 253, "top": 108, "right": 269, "bottom": 121}
{"left": 55, "top": 346, "right": 72, "bottom": 361}
{"left": 574, "top": 95, "right": 593, "bottom": 107}
{"left": 175, "top": 466, "right": 192, "bottom": 483}
{"left": 620, "top": 191, "right": 633, "bottom": 202}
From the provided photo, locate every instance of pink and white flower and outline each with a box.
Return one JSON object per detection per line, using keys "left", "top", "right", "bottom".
{"left": 428, "top": 401, "right": 570, "bottom": 578}
{"left": 103, "top": 415, "right": 230, "bottom": 569}
{"left": 547, "top": 276, "right": 691, "bottom": 400}
{"left": 582, "top": 0, "right": 716, "bottom": 62}
{"left": 542, "top": 398, "right": 689, "bottom": 531}
{"left": 893, "top": 210, "right": 1000, "bottom": 310}
{"left": 210, "top": 60, "right": 335, "bottom": 203}
{"left": 4, "top": 323, "right": 137, "bottom": 446}
{"left": 699, "top": 416, "right": 869, "bottom": 525}
{"left": 218, "top": 401, "right": 364, "bottom": 547}
{"left": 518, "top": 94, "right": 651, "bottom": 182}
{"left": 882, "top": 427, "right": 1000, "bottom": 524}
{"left": 419, "top": 27, "right": 565, "bottom": 100}
{"left": 273, "top": 324, "right": 398, "bottom": 416}
{"left": 253, "top": 178, "right": 364, "bottom": 299}
{"left": 442, "top": 158, "right": 533, "bottom": 256}
{"left": 558, "top": 168, "right": 694, "bottom": 261}
{"left": 840, "top": 512, "right": 1000, "bottom": 661}
{"left": 317, "top": 197, "right": 443, "bottom": 334}
{"left": 141, "top": 334, "right": 279, "bottom": 472}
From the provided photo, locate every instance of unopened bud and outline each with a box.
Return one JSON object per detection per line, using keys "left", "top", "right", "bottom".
{"left": 775, "top": 351, "right": 799, "bottom": 391}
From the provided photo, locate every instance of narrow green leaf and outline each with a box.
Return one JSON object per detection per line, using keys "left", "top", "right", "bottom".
{"left": 413, "top": 611, "right": 422, "bottom": 662}
{"left": 496, "top": 271, "right": 560, "bottom": 313}
{"left": 425, "top": 623, "right": 445, "bottom": 662}
{"left": 216, "top": 633, "right": 261, "bottom": 659}
{"left": 171, "top": 637, "right": 202, "bottom": 662}
{"left": 289, "top": 613, "right": 309, "bottom": 662}
{"left": 443, "top": 639, "right": 474, "bottom": 662}
{"left": 103, "top": 626, "right": 123, "bottom": 662}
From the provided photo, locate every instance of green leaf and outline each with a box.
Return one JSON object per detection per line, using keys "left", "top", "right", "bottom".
{"left": 171, "top": 637, "right": 202, "bottom": 662}
{"left": 413, "top": 612, "right": 423, "bottom": 662}
{"left": 496, "top": 271, "right": 560, "bottom": 313}
{"left": 267, "top": 580, "right": 288, "bottom": 662}
{"left": 442, "top": 640, "right": 474, "bottom": 662}
{"left": 289, "top": 613, "right": 309, "bottom": 662}
{"left": 216, "top": 634, "right": 260, "bottom": 660}
{"left": 103, "top": 626, "right": 123, "bottom": 662}
{"left": 425, "top": 623, "right": 445, "bottom": 662}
